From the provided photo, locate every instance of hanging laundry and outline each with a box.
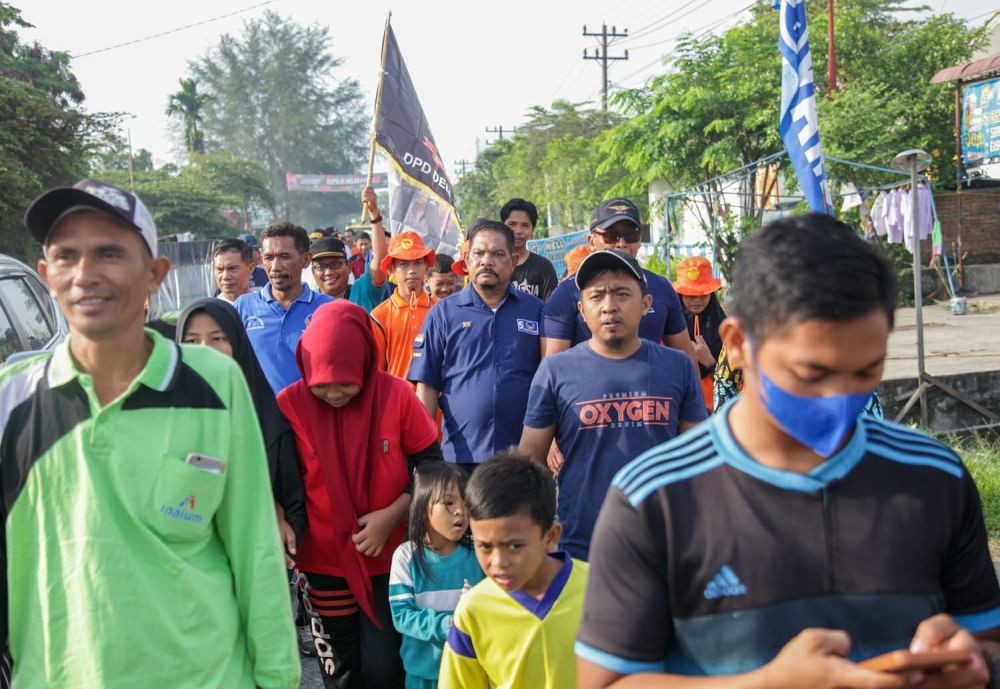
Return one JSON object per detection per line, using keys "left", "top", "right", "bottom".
{"left": 886, "top": 188, "right": 904, "bottom": 244}
{"left": 870, "top": 192, "right": 888, "bottom": 236}
{"left": 841, "top": 182, "right": 862, "bottom": 211}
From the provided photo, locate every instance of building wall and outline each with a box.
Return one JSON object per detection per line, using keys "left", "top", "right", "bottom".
{"left": 932, "top": 189, "right": 1000, "bottom": 264}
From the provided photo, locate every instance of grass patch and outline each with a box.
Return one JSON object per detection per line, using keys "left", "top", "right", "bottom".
{"left": 954, "top": 434, "right": 1000, "bottom": 551}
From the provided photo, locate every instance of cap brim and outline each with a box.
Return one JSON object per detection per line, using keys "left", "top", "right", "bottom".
{"left": 312, "top": 251, "right": 347, "bottom": 260}
{"left": 25, "top": 187, "right": 140, "bottom": 244}
{"left": 380, "top": 249, "right": 435, "bottom": 277}
{"left": 675, "top": 280, "right": 722, "bottom": 296}
{"left": 452, "top": 259, "right": 467, "bottom": 276}
{"left": 575, "top": 251, "right": 645, "bottom": 291}
{"left": 591, "top": 214, "right": 640, "bottom": 232}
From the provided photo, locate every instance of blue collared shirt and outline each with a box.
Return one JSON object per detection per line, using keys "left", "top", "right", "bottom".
{"left": 407, "top": 283, "right": 543, "bottom": 463}
{"left": 234, "top": 283, "right": 333, "bottom": 393}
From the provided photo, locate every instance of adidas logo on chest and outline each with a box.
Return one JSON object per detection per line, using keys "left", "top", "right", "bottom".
{"left": 703, "top": 565, "right": 747, "bottom": 600}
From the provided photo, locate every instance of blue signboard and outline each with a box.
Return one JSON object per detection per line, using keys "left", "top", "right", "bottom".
{"left": 526, "top": 230, "right": 590, "bottom": 278}
{"left": 962, "top": 77, "right": 1000, "bottom": 168}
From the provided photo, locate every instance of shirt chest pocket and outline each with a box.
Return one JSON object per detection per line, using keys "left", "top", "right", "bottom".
{"left": 144, "top": 455, "right": 226, "bottom": 543}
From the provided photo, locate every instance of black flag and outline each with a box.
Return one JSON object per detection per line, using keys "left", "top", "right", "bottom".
{"left": 372, "top": 23, "right": 462, "bottom": 254}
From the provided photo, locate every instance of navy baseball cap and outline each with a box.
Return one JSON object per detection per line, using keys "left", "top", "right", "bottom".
{"left": 590, "top": 197, "right": 642, "bottom": 232}
{"left": 237, "top": 232, "right": 260, "bottom": 248}
{"left": 575, "top": 248, "right": 647, "bottom": 293}
{"left": 25, "top": 179, "right": 159, "bottom": 256}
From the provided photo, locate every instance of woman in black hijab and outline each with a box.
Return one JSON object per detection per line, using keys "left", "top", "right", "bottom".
{"left": 673, "top": 257, "right": 727, "bottom": 413}
{"left": 176, "top": 298, "right": 305, "bottom": 554}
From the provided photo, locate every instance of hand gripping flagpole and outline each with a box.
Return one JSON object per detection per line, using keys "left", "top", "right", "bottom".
{"left": 361, "top": 11, "right": 392, "bottom": 224}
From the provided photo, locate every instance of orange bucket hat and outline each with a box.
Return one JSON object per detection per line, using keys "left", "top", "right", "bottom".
{"left": 379, "top": 231, "right": 435, "bottom": 276}
{"left": 451, "top": 239, "right": 470, "bottom": 276}
{"left": 674, "top": 256, "right": 722, "bottom": 296}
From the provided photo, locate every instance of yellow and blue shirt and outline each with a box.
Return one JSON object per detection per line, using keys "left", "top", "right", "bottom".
{"left": 0, "top": 330, "right": 299, "bottom": 688}
{"left": 440, "top": 552, "right": 587, "bottom": 688}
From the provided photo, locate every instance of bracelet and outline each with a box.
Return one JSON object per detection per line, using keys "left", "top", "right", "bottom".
{"left": 370, "top": 214, "right": 383, "bottom": 224}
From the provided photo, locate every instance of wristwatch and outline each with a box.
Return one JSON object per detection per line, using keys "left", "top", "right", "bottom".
{"left": 984, "top": 647, "right": 1000, "bottom": 689}
{"left": 370, "top": 214, "right": 383, "bottom": 224}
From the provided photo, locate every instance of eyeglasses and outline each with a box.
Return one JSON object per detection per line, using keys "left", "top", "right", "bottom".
{"left": 312, "top": 259, "right": 346, "bottom": 273}
{"left": 592, "top": 227, "right": 641, "bottom": 244}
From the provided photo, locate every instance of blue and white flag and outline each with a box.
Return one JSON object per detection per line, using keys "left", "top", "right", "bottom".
{"left": 776, "top": 0, "right": 830, "bottom": 213}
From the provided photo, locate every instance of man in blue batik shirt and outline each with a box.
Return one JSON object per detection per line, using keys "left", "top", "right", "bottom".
{"left": 409, "top": 220, "right": 543, "bottom": 475}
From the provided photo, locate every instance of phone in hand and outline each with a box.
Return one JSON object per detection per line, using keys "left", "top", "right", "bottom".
{"left": 860, "top": 649, "right": 972, "bottom": 673}
{"left": 185, "top": 452, "right": 227, "bottom": 475}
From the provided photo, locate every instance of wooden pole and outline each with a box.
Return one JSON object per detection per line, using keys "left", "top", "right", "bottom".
{"left": 362, "top": 11, "right": 392, "bottom": 223}
{"left": 827, "top": 0, "right": 837, "bottom": 94}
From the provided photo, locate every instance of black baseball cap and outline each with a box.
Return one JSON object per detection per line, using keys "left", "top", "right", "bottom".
{"left": 311, "top": 237, "right": 348, "bottom": 260}
{"left": 25, "top": 178, "right": 159, "bottom": 256}
{"left": 575, "top": 248, "right": 647, "bottom": 293}
{"left": 590, "top": 197, "right": 642, "bottom": 232}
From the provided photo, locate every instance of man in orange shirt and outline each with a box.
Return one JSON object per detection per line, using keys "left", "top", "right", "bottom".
{"left": 370, "top": 232, "right": 437, "bottom": 379}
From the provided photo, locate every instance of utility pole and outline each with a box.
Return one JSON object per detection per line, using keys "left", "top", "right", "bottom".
{"left": 827, "top": 0, "right": 838, "bottom": 94}
{"left": 583, "top": 23, "right": 629, "bottom": 111}
{"left": 454, "top": 159, "right": 472, "bottom": 176}
{"left": 485, "top": 125, "right": 516, "bottom": 145}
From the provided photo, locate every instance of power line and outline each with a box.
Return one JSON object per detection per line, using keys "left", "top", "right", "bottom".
{"left": 70, "top": 0, "right": 278, "bottom": 59}
{"left": 616, "top": 0, "right": 700, "bottom": 46}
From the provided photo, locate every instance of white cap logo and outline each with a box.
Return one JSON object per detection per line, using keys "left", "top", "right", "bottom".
{"left": 84, "top": 183, "right": 131, "bottom": 213}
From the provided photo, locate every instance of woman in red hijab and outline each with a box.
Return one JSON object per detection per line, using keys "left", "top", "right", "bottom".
{"left": 278, "top": 300, "right": 441, "bottom": 689}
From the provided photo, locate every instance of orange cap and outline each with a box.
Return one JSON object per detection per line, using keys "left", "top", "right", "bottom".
{"left": 563, "top": 243, "right": 594, "bottom": 277}
{"left": 452, "top": 239, "right": 470, "bottom": 276}
{"left": 673, "top": 256, "right": 722, "bottom": 296}
{"left": 379, "top": 231, "right": 435, "bottom": 276}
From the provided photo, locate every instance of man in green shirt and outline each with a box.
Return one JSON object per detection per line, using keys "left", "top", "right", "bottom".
{"left": 1, "top": 179, "right": 300, "bottom": 688}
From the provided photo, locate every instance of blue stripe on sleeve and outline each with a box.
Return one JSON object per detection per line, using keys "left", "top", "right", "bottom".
{"left": 575, "top": 641, "right": 665, "bottom": 675}
{"left": 954, "top": 605, "right": 1000, "bottom": 633}
{"left": 447, "top": 624, "right": 477, "bottom": 659}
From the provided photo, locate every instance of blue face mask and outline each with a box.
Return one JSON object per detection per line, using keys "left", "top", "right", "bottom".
{"left": 755, "top": 363, "right": 873, "bottom": 458}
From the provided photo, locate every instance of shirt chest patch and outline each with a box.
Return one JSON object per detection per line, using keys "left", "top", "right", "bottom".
{"left": 244, "top": 315, "right": 265, "bottom": 331}
{"left": 517, "top": 319, "right": 539, "bottom": 336}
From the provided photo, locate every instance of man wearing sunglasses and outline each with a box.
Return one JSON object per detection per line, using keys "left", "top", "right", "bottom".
{"left": 541, "top": 197, "right": 698, "bottom": 367}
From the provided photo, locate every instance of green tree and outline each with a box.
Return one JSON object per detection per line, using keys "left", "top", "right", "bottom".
{"left": 186, "top": 151, "right": 274, "bottom": 229}
{"left": 166, "top": 78, "right": 210, "bottom": 155}
{"left": 455, "top": 101, "right": 630, "bottom": 233}
{"left": 603, "top": 0, "right": 986, "bottom": 279}
{"left": 0, "top": 2, "right": 115, "bottom": 262}
{"left": 188, "top": 11, "right": 367, "bottom": 228}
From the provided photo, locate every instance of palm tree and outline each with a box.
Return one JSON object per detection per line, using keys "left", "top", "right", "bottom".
{"left": 166, "top": 78, "right": 211, "bottom": 155}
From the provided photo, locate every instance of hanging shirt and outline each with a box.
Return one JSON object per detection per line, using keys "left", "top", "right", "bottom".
{"left": 887, "top": 189, "right": 905, "bottom": 244}
{"left": 870, "top": 193, "right": 888, "bottom": 237}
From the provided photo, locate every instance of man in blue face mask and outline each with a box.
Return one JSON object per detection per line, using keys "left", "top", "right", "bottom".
{"left": 577, "top": 213, "right": 1000, "bottom": 689}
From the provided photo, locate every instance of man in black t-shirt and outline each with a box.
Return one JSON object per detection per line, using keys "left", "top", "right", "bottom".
{"left": 502, "top": 198, "right": 558, "bottom": 300}
{"left": 577, "top": 214, "right": 1000, "bottom": 689}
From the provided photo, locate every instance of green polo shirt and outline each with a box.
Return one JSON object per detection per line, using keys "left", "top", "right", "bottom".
{"left": 0, "top": 330, "right": 300, "bottom": 689}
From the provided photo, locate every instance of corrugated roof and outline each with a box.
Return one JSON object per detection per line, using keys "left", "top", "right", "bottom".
{"left": 931, "top": 54, "right": 1000, "bottom": 83}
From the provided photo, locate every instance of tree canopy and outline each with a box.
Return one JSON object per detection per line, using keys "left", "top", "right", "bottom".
{"left": 188, "top": 11, "right": 368, "bottom": 229}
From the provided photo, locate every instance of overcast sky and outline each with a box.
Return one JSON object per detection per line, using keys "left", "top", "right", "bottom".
{"left": 19, "top": 0, "right": 999, "bottom": 177}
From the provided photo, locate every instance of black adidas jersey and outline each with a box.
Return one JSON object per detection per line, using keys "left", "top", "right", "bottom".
{"left": 576, "top": 405, "right": 1000, "bottom": 676}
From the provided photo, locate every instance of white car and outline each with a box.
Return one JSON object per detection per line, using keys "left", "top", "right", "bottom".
{"left": 0, "top": 253, "right": 67, "bottom": 367}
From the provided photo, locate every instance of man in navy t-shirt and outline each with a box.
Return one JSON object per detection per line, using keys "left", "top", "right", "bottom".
{"left": 521, "top": 249, "right": 706, "bottom": 560}
{"left": 541, "top": 197, "right": 697, "bottom": 370}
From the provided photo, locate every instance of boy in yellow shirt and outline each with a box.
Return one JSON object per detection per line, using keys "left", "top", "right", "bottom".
{"left": 440, "top": 453, "right": 587, "bottom": 688}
